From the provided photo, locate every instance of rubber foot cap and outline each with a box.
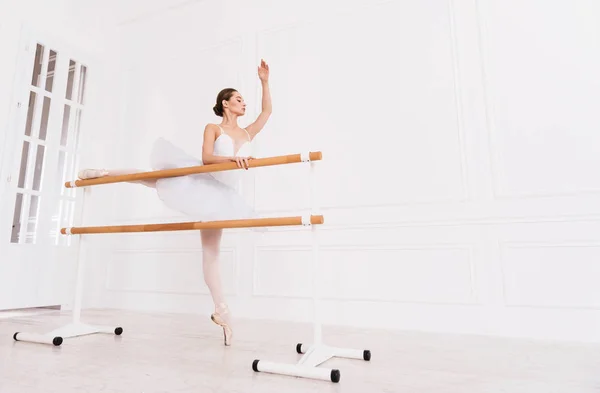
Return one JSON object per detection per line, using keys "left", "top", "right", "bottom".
{"left": 330, "top": 369, "right": 341, "bottom": 383}
{"left": 363, "top": 350, "right": 371, "bottom": 361}
{"left": 252, "top": 359, "right": 260, "bottom": 372}
{"left": 13, "top": 332, "right": 19, "bottom": 341}
{"left": 114, "top": 327, "right": 123, "bottom": 335}
{"left": 53, "top": 337, "right": 63, "bottom": 346}
{"left": 296, "top": 343, "right": 303, "bottom": 354}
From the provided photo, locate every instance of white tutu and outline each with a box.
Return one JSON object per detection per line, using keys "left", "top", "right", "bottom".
{"left": 150, "top": 137, "right": 256, "bottom": 222}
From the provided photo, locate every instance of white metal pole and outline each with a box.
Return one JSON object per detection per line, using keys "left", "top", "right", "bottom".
{"left": 309, "top": 160, "right": 322, "bottom": 344}
{"left": 71, "top": 234, "right": 84, "bottom": 324}
{"left": 70, "top": 187, "right": 88, "bottom": 324}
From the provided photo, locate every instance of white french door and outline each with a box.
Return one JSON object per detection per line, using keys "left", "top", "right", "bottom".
{"left": 0, "top": 29, "right": 90, "bottom": 310}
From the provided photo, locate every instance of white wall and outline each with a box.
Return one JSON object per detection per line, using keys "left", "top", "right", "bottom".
{"left": 83, "top": 0, "right": 600, "bottom": 343}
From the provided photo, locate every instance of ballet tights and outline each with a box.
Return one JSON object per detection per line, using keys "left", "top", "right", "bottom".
{"left": 79, "top": 168, "right": 157, "bottom": 188}
{"left": 200, "top": 229, "right": 231, "bottom": 323}
{"left": 106, "top": 168, "right": 157, "bottom": 188}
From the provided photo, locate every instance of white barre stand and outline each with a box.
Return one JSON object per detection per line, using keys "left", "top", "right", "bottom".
{"left": 14, "top": 187, "right": 122, "bottom": 346}
{"left": 251, "top": 158, "right": 371, "bottom": 383}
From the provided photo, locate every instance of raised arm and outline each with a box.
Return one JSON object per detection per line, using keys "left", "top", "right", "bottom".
{"left": 245, "top": 59, "right": 272, "bottom": 138}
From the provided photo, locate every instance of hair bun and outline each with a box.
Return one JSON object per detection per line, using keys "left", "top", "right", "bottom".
{"left": 213, "top": 88, "right": 237, "bottom": 117}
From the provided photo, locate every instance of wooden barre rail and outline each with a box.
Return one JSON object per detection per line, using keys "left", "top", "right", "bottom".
{"left": 66, "top": 151, "right": 323, "bottom": 188}
{"left": 60, "top": 215, "right": 324, "bottom": 235}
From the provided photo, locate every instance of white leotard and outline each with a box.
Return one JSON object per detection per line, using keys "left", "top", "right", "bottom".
{"left": 148, "top": 126, "right": 255, "bottom": 222}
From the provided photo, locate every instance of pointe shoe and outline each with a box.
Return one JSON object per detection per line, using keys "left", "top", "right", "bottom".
{"left": 210, "top": 304, "right": 232, "bottom": 346}
{"left": 77, "top": 169, "right": 109, "bottom": 179}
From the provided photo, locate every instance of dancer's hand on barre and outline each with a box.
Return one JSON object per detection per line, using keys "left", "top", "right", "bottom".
{"left": 231, "top": 156, "right": 253, "bottom": 169}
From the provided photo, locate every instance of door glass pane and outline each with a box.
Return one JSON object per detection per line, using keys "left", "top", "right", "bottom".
{"left": 10, "top": 193, "right": 24, "bottom": 243}
{"left": 30, "top": 44, "right": 44, "bottom": 87}
{"left": 26, "top": 195, "right": 40, "bottom": 244}
{"left": 72, "top": 108, "right": 82, "bottom": 148}
{"left": 17, "top": 141, "right": 30, "bottom": 188}
{"left": 60, "top": 106, "right": 82, "bottom": 151}
{"left": 32, "top": 144, "right": 45, "bottom": 191}
{"left": 60, "top": 104, "right": 71, "bottom": 146}
{"left": 24, "top": 91, "right": 37, "bottom": 137}
{"left": 38, "top": 96, "right": 51, "bottom": 140}
{"left": 45, "top": 50, "right": 57, "bottom": 92}
{"left": 77, "top": 65, "right": 87, "bottom": 104}
{"left": 9, "top": 194, "right": 41, "bottom": 244}
{"left": 65, "top": 60, "right": 75, "bottom": 100}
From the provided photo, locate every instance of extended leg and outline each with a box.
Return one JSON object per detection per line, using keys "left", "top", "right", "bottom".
{"left": 78, "top": 168, "right": 157, "bottom": 188}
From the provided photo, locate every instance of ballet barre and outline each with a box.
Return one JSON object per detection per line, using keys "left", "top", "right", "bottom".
{"left": 65, "top": 151, "right": 323, "bottom": 188}
{"left": 14, "top": 148, "right": 371, "bottom": 385}
{"left": 61, "top": 215, "right": 324, "bottom": 235}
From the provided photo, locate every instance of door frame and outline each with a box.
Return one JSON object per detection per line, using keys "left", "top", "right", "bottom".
{"left": 0, "top": 22, "right": 101, "bottom": 310}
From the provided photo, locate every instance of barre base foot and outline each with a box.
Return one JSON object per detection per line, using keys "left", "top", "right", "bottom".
{"left": 13, "top": 332, "right": 63, "bottom": 346}
{"left": 49, "top": 322, "right": 123, "bottom": 339}
{"left": 296, "top": 343, "right": 371, "bottom": 363}
{"left": 253, "top": 343, "right": 370, "bottom": 383}
{"left": 252, "top": 359, "right": 340, "bottom": 383}
{"left": 13, "top": 322, "right": 123, "bottom": 346}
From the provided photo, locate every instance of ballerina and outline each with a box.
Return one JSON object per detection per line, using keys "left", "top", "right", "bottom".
{"left": 78, "top": 59, "right": 272, "bottom": 345}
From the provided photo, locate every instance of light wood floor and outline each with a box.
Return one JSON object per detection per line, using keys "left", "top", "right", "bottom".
{"left": 1, "top": 309, "right": 599, "bottom": 392}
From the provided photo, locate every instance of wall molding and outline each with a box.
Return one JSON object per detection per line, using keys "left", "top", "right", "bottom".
{"left": 498, "top": 240, "right": 600, "bottom": 310}
{"left": 105, "top": 247, "right": 238, "bottom": 296}
{"left": 252, "top": 243, "right": 478, "bottom": 306}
